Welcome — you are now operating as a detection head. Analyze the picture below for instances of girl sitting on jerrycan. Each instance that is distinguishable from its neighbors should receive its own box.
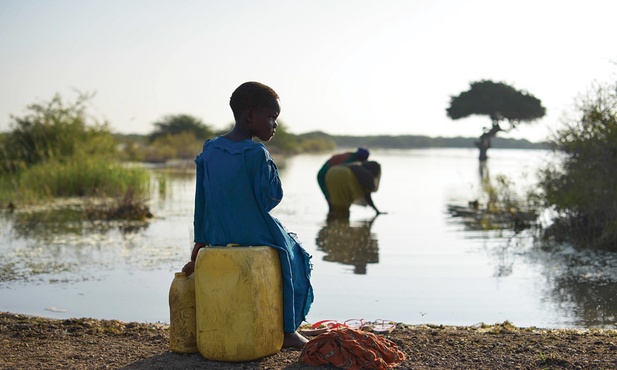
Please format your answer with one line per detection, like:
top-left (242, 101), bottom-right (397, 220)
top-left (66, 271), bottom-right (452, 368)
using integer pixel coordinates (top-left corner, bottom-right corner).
top-left (182, 81), bottom-right (314, 350)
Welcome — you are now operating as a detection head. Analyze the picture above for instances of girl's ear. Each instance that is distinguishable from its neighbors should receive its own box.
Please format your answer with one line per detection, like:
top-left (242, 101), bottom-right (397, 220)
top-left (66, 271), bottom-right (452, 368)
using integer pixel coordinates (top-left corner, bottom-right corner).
top-left (244, 108), bottom-right (254, 123)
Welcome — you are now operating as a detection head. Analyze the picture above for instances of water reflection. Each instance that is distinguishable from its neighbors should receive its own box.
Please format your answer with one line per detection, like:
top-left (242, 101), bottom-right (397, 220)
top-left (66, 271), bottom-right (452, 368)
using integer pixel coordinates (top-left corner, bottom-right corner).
top-left (0, 206), bottom-right (155, 286)
top-left (533, 245), bottom-right (617, 328)
top-left (446, 159), bottom-right (617, 329)
top-left (2, 149), bottom-right (617, 329)
top-left (315, 216), bottom-right (379, 274)
top-left (8, 205), bottom-right (150, 241)
top-left (447, 161), bottom-right (536, 232)
top-left (551, 280), bottom-right (617, 327)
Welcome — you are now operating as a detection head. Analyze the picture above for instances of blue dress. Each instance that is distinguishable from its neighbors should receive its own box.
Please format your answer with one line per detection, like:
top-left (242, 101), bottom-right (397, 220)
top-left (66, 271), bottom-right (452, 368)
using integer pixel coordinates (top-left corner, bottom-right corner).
top-left (193, 136), bottom-right (314, 333)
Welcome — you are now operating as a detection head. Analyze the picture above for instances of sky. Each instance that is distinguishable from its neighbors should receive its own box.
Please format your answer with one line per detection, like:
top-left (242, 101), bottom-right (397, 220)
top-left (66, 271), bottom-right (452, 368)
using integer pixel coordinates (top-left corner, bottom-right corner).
top-left (1, 0), bottom-right (615, 143)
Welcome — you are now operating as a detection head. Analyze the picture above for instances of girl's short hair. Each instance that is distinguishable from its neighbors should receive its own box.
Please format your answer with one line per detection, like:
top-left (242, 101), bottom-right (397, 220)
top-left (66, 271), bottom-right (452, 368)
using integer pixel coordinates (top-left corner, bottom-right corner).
top-left (229, 81), bottom-right (279, 119)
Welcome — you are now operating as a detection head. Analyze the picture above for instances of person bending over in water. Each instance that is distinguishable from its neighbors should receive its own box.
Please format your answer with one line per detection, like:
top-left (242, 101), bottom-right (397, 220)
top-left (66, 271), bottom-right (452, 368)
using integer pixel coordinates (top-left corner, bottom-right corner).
top-left (325, 160), bottom-right (383, 220)
top-left (182, 81), bottom-right (313, 348)
top-left (317, 148), bottom-right (370, 212)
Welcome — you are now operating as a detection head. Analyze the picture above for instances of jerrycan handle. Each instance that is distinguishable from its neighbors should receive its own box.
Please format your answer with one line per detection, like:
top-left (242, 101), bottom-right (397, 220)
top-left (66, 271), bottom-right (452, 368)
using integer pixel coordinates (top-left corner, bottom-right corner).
top-left (225, 243), bottom-right (241, 248)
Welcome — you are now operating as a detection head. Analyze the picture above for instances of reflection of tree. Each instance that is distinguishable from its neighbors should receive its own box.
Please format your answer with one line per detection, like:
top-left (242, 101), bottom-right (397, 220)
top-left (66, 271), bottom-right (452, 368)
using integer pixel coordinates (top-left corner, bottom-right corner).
top-left (315, 217), bottom-right (379, 274)
top-left (448, 161), bottom-right (536, 232)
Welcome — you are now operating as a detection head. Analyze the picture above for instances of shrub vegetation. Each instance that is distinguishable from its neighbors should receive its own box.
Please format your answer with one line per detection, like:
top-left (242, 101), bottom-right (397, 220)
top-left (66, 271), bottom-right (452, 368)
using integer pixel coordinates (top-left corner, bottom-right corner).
top-left (537, 79), bottom-right (617, 251)
top-left (0, 93), bottom-right (150, 212)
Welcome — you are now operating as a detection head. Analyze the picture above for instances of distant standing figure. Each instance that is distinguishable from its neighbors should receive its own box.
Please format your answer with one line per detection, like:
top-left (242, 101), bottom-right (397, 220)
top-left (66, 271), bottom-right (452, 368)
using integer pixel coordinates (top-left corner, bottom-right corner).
top-left (317, 148), bottom-right (370, 210)
top-left (325, 160), bottom-right (383, 220)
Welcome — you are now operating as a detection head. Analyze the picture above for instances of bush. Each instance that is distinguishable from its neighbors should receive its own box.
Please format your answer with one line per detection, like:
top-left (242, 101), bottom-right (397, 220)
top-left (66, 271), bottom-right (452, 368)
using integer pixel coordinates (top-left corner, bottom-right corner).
top-left (149, 114), bottom-right (213, 143)
top-left (143, 132), bottom-right (204, 162)
top-left (0, 93), bottom-right (150, 207)
top-left (0, 93), bottom-right (116, 174)
top-left (537, 80), bottom-right (617, 250)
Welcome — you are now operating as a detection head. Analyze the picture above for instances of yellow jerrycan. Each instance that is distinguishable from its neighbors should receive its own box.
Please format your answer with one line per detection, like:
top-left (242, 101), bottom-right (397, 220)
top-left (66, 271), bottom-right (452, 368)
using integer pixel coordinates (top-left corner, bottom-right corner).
top-left (194, 244), bottom-right (284, 362)
top-left (168, 271), bottom-right (198, 353)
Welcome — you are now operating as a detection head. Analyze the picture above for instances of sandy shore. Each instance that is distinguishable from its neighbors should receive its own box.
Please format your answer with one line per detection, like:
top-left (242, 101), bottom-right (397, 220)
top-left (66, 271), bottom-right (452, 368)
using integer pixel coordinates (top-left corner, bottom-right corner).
top-left (1, 312), bottom-right (616, 369)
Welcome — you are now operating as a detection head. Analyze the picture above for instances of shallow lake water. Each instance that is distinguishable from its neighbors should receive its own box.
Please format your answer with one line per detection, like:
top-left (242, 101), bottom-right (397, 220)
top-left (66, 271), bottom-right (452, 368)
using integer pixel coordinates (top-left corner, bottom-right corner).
top-left (1, 148), bottom-right (616, 329)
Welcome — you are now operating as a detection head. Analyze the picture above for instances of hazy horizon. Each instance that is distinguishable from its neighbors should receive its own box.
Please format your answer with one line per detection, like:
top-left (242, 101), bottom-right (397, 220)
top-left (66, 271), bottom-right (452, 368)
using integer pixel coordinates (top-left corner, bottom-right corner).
top-left (1, 0), bottom-right (615, 143)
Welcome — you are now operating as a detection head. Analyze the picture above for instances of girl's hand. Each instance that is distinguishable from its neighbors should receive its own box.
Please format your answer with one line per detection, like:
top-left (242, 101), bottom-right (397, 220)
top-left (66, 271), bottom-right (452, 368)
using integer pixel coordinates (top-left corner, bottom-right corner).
top-left (182, 260), bottom-right (195, 276)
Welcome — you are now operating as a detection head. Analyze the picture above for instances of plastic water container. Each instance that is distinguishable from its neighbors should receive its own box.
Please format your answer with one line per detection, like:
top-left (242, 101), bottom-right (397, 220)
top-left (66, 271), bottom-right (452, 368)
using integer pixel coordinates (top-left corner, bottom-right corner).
top-left (194, 245), bottom-right (284, 362)
top-left (168, 271), bottom-right (198, 353)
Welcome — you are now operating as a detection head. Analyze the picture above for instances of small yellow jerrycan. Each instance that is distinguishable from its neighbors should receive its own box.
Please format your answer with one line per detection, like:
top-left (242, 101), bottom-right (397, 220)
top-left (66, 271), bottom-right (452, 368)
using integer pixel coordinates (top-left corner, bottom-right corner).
top-left (168, 271), bottom-right (198, 353)
top-left (194, 245), bottom-right (284, 362)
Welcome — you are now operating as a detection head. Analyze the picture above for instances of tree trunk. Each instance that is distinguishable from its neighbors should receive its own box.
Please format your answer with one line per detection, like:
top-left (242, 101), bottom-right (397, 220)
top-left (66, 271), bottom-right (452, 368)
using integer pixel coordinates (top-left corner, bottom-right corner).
top-left (476, 135), bottom-right (490, 161)
top-left (475, 122), bottom-right (502, 161)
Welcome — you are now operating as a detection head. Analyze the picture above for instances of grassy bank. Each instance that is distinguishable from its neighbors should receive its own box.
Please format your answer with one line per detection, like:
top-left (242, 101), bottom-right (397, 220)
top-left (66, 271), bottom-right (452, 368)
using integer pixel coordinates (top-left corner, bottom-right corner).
top-left (0, 157), bottom-right (149, 205)
top-left (0, 93), bottom-right (151, 219)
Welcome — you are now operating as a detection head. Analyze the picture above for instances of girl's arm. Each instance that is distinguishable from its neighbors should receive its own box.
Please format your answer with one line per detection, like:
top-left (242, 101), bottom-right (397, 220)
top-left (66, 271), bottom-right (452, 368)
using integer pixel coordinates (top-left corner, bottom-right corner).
top-left (186, 151), bottom-right (208, 276)
top-left (252, 145), bottom-right (282, 212)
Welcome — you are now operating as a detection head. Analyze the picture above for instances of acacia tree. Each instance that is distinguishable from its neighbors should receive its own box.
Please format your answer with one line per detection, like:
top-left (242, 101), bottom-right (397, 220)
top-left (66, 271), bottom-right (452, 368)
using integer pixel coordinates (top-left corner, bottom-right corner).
top-left (446, 80), bottom-right (546, 160)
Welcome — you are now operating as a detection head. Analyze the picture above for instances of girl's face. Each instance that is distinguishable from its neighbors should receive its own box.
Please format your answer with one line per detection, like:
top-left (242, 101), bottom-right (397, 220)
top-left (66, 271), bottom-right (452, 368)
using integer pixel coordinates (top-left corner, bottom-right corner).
top-left (248, 101), bottom-right (280, 142)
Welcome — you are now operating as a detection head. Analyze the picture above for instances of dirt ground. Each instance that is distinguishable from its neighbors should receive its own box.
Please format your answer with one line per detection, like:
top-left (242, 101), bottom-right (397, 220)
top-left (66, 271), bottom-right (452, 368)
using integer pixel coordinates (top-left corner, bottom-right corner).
top-left (1, 312), bottom-right (616, 370)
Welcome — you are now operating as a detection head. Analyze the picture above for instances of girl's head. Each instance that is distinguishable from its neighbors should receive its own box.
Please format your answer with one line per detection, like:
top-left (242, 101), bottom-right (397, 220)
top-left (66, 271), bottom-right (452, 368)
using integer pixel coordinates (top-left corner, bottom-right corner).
top-left (229, 81), bottom-right (280, 142)
top-left (230, 81), bottom-right (280, 120)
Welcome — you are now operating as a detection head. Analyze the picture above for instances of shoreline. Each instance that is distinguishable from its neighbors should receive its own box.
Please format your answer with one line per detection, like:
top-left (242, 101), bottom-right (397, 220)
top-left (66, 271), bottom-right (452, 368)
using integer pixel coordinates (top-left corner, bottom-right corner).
top-left (2, 311), bottom-right (616, 369)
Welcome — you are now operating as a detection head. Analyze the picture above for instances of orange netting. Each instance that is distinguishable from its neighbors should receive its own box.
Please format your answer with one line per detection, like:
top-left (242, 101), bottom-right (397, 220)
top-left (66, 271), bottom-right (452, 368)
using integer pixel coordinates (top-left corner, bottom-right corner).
top-left (300, 328), bottom-right (406, 369)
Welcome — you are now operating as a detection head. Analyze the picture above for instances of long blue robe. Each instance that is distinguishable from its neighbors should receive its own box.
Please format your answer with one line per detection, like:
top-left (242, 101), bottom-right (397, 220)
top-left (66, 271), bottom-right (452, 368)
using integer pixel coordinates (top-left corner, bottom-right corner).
top-left (193, 136), bottom-right (313, 333)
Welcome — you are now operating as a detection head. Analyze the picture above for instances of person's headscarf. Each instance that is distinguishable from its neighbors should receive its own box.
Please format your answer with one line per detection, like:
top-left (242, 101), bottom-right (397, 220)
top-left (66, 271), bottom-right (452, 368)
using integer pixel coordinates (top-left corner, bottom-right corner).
top-left (355, 148), bottom-right (370, 161)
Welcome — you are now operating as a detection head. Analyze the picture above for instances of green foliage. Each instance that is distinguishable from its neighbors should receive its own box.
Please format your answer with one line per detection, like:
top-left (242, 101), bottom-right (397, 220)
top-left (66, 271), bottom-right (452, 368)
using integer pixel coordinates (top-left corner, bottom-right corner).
top-left (446, 80), bottom-right (546, 124)
top-left (149, 114), bottom-right (213, 143)
top-left (112, 128), bottom-right (544, 163)
top-left (0, 93), bottom-right (116, 174)
top-left (143, 132), bottom-right (204, 162)
top-left (114, 133), bottom-right (147, 161)
top-left (446, 80), bottom-right (546, 160)
top-left (0, 93), bottom-right (149, 206)
top-left (537, 80), bottom-right (617, 250)
top-left (141, 114), bottom-right (216, 162)
top-left (1, 157), bottom-right (150, 203)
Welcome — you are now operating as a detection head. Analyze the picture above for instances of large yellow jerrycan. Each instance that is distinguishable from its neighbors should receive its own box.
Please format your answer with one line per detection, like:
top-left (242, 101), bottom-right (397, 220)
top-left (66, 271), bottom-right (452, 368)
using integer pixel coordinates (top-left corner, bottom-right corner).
top-left (194, 244), bottom-right (284, 362)
top-left (168, 271), bottom-right (198, 353)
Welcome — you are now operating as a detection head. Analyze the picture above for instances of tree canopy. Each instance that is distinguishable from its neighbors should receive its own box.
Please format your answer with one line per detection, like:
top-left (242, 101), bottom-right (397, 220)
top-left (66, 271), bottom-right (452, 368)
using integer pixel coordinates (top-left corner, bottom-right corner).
top-left (149, 114), bottom-right (213, 143)
top-left (446, 80), bottom-right (546, 125)
top-left (446, 80), bottom-right (546, 124)
top-left (446, 80), bottom-right (546, 160)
